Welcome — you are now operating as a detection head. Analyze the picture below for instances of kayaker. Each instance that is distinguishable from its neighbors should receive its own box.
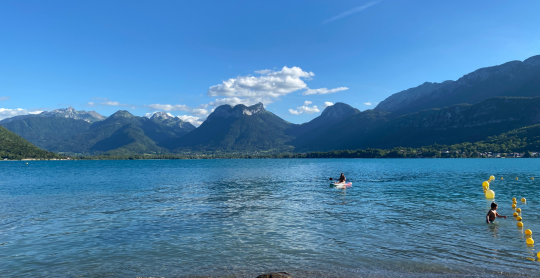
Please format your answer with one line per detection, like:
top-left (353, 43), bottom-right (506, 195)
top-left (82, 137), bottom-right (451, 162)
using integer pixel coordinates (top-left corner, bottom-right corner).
top-left (338, 173), bottom-right (346, 184)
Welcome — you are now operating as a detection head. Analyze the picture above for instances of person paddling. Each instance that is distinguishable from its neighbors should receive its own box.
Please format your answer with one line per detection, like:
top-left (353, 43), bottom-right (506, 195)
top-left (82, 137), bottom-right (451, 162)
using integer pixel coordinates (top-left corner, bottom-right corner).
top-left (337, 173), bottom-right (346, 184)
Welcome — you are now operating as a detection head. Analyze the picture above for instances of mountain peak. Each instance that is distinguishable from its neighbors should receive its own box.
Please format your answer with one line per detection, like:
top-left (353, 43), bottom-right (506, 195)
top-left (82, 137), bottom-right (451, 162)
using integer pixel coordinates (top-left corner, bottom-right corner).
top-left (524, 55), bottom-right (540, 67)
top-left (236, 102), bottom-right (265, 115)
top-left (110, 110), bottom-right (134, 118)
top-left (374, 54), bottom-right (540, 115)
top-left (0, 106), bottom-right (106, 123)
top-left (207, 102), bottom-right (266, 121)
top-left (149, 111), bottom-right (174, 119)
top-left (321, 102), bottom-right (360, 119)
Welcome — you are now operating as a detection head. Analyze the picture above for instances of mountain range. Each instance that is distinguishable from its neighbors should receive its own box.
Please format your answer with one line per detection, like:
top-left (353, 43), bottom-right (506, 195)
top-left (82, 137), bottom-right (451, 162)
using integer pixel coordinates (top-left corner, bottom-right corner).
top-left (375, 55), bottom-right (540, 116)
top-left (1, 54), bottom-right (540, 156)
top-left (1, 108), bottom-right (195, 155)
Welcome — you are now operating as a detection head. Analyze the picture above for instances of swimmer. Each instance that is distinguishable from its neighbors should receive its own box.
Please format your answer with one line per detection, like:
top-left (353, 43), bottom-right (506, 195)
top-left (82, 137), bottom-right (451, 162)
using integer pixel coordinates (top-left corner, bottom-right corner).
top-left (486, 202), bottom-right (507, 224)
top-left (337, 173), bottom-right (346, 184)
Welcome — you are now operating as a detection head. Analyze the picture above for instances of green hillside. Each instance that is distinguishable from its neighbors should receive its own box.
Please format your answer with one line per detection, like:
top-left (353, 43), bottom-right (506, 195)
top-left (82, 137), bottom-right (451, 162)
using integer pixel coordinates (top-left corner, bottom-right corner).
top-left (0, 126), bottom-right (61, 160)
top-left (56, 110), bottom-right (177, 155)
top-left (0, 117), bottom-right (92, 150)
top-left (302, 123), bottom-right (540, 158)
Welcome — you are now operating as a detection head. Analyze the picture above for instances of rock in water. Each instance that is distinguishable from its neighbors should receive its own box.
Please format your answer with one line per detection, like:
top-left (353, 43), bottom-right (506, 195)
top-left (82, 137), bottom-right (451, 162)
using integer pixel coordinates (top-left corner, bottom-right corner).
top-left (256, 272), bottom-right (293, 278)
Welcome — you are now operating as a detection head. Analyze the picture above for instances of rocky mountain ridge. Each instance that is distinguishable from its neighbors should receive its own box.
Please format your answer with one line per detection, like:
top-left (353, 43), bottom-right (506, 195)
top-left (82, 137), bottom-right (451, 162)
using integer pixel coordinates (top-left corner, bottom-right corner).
top-left (0, 107), bottom-right (105, 124)
top-left (375, 54), bottom-right (540, 115)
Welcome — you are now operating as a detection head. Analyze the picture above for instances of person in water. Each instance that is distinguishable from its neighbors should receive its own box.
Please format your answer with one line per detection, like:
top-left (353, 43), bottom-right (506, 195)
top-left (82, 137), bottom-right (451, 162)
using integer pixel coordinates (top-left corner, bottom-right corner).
top-left (486, 202), bottom-right (507, 224)
top-left (337, 173), bottom-right (346, 184)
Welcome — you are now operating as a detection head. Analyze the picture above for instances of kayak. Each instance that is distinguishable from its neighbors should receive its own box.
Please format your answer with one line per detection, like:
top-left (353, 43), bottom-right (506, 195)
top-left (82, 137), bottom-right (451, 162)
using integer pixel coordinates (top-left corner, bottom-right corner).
top-left (333, 182), bottom-right (352, 189)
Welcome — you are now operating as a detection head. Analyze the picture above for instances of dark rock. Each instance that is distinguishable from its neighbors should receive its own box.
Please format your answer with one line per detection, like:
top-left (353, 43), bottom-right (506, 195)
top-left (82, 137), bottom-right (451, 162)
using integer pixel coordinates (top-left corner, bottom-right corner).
top-left (255, 272), bottom-right (292, 278)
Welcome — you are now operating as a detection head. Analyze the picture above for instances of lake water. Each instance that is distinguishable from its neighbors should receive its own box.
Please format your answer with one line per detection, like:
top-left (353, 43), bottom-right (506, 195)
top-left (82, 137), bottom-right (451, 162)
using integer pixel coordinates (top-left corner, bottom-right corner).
top-left (1, 159), bottom-right (540, 277)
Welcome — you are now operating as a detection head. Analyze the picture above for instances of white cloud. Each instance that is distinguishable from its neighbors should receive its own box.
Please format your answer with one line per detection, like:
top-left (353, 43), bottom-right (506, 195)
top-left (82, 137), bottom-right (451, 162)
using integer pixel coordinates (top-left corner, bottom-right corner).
top-left (288, 109), bottom-right (301, 115)
top-left (0, 96), bottom-right (10, 101)
top-left (101, 101), bottom-right (127, 106)
top-left (87, 100), bottom-right (129, 107)
top-left (142, 66), bottom-right (346, 123)
top-left (0, 108), bottom-right (43, 120)
top-left (208, 97), bottom-right (272, 108)
top-left (302, 87), bottom-right (348, 95)
top-left (177, 115), bottom-right (203, 126)
top-left (190, 108), bottom-right (210, 117)
top-left (323, 1), bottom-right (382, 24)
top-left (146, 104), bottom-right (189, 111)
top-left (144, 111), bottom-right (203, 126)
top-left (363, 102), bottom-right (372, 106)
top-left (145, 103), bottom-right (210, 118)
top-left (323, 102), bottom-right (334, 108)
top-left (144, 112), bottom-right (175, 118)
top-left (288, 105), bottom-right (320, 115)
top-left (255, 69), bottom-right (272, 74)
top-left (208, 66), bottom-right (315, 104)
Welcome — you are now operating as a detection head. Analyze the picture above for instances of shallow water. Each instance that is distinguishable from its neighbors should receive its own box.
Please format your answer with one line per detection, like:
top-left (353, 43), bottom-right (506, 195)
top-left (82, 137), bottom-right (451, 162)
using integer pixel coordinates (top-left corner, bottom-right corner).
top-left (1, 159), bottom-right (540, 277)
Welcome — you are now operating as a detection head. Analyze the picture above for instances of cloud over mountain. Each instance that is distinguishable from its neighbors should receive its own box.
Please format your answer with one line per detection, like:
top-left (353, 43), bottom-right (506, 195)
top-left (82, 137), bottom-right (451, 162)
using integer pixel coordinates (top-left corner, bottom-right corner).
top-left (289, 101), bottom-right (321, 115)
top-left (302, 87), bottom-right (348, 95)
top-left (208, 66), bottom-right (314, 104)
top-left (0, 108), bottom-right (43, 120)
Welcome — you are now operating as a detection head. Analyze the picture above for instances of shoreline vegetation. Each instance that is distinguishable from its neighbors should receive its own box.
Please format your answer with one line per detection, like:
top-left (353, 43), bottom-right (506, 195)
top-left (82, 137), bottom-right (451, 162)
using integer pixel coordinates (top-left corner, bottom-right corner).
top-left (4, 147), bottom-right (538, 161)
top-left (4, 124), bottom-right (540, 160)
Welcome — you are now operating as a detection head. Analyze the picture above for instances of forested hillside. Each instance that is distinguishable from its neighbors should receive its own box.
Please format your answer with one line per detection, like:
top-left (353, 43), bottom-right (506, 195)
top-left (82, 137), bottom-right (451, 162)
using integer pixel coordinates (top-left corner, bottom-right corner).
top-left (297, 97), bottom-right (540, 151)
top-left (0, 126), bottom-right (62, 160)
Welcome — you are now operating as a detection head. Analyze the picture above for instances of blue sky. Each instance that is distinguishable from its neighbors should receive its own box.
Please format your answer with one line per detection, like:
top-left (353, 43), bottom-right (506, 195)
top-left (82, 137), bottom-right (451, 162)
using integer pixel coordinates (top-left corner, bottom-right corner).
top-left (1, 0), bottom-right (539, 125)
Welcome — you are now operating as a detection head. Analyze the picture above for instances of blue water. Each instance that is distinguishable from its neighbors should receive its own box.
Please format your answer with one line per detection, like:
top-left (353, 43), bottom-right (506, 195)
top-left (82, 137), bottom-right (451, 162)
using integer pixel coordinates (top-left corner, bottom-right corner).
top-left (1, 159), bottom-right (540, 277)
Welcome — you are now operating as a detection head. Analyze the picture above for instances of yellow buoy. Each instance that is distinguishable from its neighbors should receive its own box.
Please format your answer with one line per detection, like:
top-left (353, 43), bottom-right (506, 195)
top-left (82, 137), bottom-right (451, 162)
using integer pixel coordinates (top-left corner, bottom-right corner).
top-left (501, 177), bottom-right (504, 180)
top-left (512, 197), bottom-right (517, 202)
top-left (517, 216), bottom-right (522, 221)
top-left (538, 251), bottom-right (540, 259)
top-left (512, 204), bottom-right (516, 208)
top-left (482, 181), bottom-right (489, 187)
top-left (518, 222), bottom-right (524, 228)
top-left (527, 238), bottom-right (534, 245)
top-left (517, 208), bottom-right (522, 213)
top-left (521, 198), bottom-right (526, 202)
top-left (485, 190), bottom-right (495, 199)
top-left (513, 212), bottom-right (519, 217)
top-left (26, 162), bottom-right (28, 165)
top-left (490, 175), bottom-right (495, 180)
top-left (532, 177), bottom-right (534, 180)
top-left (516, 177), bottom-right (519, 180)
top-left (526, 229), bottom-right (532, 236)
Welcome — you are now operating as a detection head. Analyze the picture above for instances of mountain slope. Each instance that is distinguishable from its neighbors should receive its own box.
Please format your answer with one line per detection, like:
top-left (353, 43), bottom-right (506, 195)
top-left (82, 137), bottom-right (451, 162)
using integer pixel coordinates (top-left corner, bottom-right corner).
top-left (57, 110), bottom-right (188, 155)
top-left (289, 102), bottom-right (360, 147)
top-left (300, 97), bottom-right (540, 151)
top-left (0, 117), bottom-right (92, 150)
top-left (375, 55), bottom-right (540, 115)
top-left (289, 102), bottom-right (360, 136)
top-left (0, 107), bottom-right (105, 124)
top-left (169, 103), bottom-right (295, 152)
top-left (0, 126), bottom-right (61, 159)
top-left (147, 112), bottom-right (196, 135)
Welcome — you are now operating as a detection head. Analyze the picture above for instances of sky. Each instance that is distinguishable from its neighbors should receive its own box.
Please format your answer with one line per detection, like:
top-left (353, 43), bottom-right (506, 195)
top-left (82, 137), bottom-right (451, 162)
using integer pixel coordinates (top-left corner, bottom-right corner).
top-left (1, 0), bottom-right (539, 125)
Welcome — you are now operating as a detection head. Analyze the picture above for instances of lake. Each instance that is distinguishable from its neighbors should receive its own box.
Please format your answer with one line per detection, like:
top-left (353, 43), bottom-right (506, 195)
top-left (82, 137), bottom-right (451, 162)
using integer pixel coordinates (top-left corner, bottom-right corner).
top-left (1, 159), bottom-right (539, 277)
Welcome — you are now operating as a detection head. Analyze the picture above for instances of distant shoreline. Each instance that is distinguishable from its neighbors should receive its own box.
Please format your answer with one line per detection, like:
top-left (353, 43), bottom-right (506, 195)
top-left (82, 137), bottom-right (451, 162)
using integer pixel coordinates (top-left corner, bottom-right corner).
top-left (2, 156), bottom-right (535, 161)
